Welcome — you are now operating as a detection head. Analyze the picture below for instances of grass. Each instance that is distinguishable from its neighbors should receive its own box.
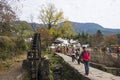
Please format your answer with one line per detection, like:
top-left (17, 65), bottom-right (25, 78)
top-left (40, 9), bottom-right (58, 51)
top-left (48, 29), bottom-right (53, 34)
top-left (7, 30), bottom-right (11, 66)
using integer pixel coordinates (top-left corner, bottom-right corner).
top-left (0, 53), bottom-right (27, 72)
top-left (23, 73), bottom-right (30, 80)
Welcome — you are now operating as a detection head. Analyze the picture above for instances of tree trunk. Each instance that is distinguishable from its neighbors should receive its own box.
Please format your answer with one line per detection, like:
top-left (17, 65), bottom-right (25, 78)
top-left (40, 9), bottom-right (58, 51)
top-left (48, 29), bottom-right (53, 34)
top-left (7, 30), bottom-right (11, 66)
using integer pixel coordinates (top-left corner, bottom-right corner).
top-left (48, 24), bottom-right (51, 29)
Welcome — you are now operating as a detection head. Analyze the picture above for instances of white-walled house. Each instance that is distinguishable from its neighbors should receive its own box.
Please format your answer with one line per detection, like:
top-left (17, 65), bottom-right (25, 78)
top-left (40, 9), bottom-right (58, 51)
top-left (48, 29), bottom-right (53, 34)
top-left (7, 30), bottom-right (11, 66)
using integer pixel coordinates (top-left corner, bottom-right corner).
top-left (25, 38), bottom-right (32, 42)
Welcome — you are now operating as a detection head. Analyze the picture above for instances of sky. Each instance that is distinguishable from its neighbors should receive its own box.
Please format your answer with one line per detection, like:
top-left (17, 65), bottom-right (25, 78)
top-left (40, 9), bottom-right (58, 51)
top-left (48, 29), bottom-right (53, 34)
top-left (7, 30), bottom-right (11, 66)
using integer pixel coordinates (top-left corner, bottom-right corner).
top-left (16, 0), bottom-right (120, 29)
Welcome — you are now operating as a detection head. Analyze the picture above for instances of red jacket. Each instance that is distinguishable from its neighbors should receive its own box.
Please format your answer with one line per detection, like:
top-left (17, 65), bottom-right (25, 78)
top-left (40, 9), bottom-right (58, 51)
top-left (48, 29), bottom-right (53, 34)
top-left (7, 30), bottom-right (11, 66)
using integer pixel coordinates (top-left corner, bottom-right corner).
top-left (82, 50), bottom-right (91, 62)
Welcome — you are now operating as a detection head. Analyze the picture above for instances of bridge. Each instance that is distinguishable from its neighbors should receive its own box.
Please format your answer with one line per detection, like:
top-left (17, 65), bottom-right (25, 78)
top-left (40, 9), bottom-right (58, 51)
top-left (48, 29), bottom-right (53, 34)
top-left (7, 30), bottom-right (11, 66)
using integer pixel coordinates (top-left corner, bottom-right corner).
top-left (56, 53), bottom-right (120, 80)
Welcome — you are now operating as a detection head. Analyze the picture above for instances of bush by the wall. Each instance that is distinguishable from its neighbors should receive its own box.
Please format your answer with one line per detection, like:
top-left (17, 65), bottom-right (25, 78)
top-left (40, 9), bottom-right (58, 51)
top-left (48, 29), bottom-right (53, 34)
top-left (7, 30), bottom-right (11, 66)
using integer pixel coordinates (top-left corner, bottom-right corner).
top-left (16, 38), bottom-right (28, 52)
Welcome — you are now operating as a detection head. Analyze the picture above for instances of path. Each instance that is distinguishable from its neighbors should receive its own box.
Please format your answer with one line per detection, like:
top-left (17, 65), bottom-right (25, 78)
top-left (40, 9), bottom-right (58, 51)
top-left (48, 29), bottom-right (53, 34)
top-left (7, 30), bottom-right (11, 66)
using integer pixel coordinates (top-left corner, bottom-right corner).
top-left (0, 63), bottom-right (25, 80)
top-left (0, 54), bottom-right (27, 80)
top-left (56, 53), bottom-right (120, 80)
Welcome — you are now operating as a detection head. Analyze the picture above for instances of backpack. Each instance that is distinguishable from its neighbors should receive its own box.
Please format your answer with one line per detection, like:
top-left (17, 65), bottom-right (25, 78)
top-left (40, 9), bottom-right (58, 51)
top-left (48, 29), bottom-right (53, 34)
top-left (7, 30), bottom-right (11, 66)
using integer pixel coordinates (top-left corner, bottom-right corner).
top-left (82, 50), bottom-right (90, 61)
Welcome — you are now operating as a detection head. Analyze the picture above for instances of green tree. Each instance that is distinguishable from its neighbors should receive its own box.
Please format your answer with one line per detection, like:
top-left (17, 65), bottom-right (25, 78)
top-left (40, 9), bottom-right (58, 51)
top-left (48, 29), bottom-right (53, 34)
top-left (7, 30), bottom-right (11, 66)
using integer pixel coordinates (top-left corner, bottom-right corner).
top-left (78, 32), bottom-right (89, 44)
top-left (49, 27), bottom-right (58, 39)
top-left (39, 3), bottom-right (64, 29)
top-left (58, 21), bottom-right (73, 38)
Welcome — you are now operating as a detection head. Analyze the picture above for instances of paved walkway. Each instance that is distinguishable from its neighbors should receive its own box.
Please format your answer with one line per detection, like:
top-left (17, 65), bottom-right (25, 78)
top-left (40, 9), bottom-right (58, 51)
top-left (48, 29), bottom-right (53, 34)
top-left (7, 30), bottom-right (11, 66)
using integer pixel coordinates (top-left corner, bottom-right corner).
top-left (56, 53), bottom-right (120, 80)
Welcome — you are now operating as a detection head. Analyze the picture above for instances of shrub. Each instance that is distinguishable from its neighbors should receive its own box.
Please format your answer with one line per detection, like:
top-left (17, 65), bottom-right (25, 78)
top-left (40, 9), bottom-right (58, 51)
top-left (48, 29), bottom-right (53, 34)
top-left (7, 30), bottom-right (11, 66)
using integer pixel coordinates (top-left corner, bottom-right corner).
top-left (0, 36), bottom-right (28, 60)
top-left (0, 51), bottom-right (8, 60)
top-left (16, 38), bottom-right (28, 51)
top-left (0, 36), bottom-right (15, 50)
top-left (0, 36), bottom-right (16, 60)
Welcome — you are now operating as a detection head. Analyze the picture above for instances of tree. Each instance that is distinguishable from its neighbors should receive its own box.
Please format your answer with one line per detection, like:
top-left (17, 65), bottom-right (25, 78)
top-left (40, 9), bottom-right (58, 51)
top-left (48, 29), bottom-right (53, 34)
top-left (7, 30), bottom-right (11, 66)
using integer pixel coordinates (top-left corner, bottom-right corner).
top-left (104, 34), bottom-right (118, 46)
top-left (78, 32), bottom-right (89, 44)
top-left (37, 27), bottom-right (53, 49)
top-left (116, 34), bottom-right (120, 45)
top-left (96, 30), bottom-right (103, 42)
top-left (39, 3), bottom-right (64, 29)
top-left (94, 30), bottom-right (103, 46)
top-left (15, 21), bottom-right (32, 38)
top-left (0, 0), bottom-right (17, 35)
top-left (58, 21), bottom-right (73, 38)
top-left (49, 27), bottom-right (58, 40)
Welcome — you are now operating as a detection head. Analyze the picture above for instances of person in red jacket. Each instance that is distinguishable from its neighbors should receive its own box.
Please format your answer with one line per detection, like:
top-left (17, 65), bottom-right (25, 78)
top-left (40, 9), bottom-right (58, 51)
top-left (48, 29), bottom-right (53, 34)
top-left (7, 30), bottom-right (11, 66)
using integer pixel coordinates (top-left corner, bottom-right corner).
top-left (80, 47), bottom-right (91, 76)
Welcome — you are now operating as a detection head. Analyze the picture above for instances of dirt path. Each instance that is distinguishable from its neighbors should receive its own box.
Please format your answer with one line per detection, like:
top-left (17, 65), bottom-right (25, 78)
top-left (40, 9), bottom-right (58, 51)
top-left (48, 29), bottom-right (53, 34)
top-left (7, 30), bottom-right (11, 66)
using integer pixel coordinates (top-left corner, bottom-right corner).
top-left (0, 63), bottom-right (24, 80)
top-left (0, 54), bottom-right (27, 80)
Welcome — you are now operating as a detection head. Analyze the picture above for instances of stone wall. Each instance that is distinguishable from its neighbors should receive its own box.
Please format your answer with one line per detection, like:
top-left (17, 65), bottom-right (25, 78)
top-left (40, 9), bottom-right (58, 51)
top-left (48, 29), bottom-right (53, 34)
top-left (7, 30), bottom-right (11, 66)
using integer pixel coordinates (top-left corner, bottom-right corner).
top-left (53, 55), bottom-right (90, 80)
top-left (61, 61), bottom-right (90, 80)
top-left (90, 62), bottom-right (120, 76)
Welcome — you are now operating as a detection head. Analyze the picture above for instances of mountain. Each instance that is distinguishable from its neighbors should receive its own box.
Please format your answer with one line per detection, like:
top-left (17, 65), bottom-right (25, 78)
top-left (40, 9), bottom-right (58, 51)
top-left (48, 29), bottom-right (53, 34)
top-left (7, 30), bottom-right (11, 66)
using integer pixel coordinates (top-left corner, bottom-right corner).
top-left (28, 21), bottom-right (120, 35)
top-left (70, 21), bottom-right (120, 35)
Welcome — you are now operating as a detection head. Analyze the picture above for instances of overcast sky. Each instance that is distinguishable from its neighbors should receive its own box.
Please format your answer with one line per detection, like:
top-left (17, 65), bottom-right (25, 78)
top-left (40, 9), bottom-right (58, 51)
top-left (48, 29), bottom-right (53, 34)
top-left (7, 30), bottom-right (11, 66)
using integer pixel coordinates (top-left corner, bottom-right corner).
top-left (17, 0), bottom-right (120, 29)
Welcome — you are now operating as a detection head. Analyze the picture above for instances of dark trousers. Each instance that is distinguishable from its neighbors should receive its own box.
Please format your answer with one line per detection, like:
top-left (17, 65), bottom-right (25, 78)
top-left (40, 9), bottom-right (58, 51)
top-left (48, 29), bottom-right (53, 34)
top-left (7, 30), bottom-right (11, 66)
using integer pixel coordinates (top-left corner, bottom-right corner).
top-left (84, 61), bottom-right (90, 75)
top-left (77, 59), bottom-right (80, 64)
top-left (71, 55), bottom-right (75, 62)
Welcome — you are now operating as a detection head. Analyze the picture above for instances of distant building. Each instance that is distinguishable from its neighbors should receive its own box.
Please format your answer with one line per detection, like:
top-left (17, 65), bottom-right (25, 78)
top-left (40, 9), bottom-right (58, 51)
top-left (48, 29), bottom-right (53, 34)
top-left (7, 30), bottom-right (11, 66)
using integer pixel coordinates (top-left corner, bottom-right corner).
top-left (25, 38), bottom-right (32, 42)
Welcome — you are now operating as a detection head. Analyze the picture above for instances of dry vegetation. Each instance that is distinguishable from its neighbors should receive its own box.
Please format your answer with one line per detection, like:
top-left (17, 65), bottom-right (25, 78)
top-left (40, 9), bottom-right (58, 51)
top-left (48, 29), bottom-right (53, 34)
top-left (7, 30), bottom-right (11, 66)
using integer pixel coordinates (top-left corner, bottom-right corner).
top-left (91, 50), bottom-right (120, 68)
top-left (0, 53), bottom-right (26, 72)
